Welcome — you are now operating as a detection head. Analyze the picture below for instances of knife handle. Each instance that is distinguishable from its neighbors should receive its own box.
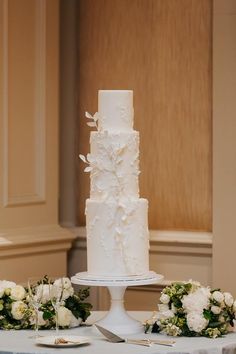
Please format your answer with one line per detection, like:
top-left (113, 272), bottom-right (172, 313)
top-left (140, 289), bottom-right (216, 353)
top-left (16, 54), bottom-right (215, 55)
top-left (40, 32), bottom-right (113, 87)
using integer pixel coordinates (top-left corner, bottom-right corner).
top-left (126, 339), bottom-right (151, 347)
top-left (151, 339), bottom-right (175, 346)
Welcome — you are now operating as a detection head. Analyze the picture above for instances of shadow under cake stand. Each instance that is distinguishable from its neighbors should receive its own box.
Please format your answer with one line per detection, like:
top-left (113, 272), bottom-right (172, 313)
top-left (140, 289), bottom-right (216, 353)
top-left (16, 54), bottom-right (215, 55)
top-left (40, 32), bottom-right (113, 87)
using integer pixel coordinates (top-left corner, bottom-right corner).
top-left (71, 271), bottom-right (163, 335)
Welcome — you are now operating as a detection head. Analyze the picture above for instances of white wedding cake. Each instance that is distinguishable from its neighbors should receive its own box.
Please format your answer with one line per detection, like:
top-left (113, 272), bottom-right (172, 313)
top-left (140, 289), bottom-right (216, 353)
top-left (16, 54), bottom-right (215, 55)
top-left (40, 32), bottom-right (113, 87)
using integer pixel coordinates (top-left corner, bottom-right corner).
top-left (83, 90), bottom-right (150, 277)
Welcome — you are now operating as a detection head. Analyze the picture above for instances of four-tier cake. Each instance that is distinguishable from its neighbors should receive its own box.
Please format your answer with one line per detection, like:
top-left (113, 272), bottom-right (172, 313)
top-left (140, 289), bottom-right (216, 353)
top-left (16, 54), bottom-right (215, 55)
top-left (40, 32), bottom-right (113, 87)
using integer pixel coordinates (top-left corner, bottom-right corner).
top-left (83, 90), bottom-right (150, 277)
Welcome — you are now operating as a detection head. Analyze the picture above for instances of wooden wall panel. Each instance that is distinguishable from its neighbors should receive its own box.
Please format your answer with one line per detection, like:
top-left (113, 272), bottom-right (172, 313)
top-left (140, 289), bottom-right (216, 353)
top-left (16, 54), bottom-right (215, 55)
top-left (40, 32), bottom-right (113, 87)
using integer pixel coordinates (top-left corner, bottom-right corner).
top-left (0, 0), bottom-right (59, 227)
top-left (76, 0), bottom-right (212, 231)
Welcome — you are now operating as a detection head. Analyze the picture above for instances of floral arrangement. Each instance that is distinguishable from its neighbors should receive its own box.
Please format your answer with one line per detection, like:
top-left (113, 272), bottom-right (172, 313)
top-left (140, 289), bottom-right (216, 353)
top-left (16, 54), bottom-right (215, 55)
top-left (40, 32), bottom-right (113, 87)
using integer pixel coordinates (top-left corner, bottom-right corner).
top-left (0, 277), bottom-right (92, 330)
top-left (145, 280), bottom-right (236, 338)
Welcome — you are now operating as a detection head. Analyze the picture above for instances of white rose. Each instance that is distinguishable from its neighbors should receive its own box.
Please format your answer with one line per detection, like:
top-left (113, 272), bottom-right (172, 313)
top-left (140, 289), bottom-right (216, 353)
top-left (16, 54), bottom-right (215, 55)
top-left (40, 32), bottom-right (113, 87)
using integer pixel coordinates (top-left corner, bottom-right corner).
top-left (158, 303), bottom-right (169, 313)
top-left (159, 310), bottom-right (175, 320)
top-left (211, 305), bottom-right (221, 315)
top-left (57, 306), bottom-right (72, 327)
top-left (70, 314), bottom-right (82, 328)
top-left (61, 287), bottom-right (74, 300)
top-left (63, 277), bottom-right (73, 290)
top-left (219, 315), bottom-right (225, 323)
top-left (165, 323), bottom-right (182, 336)
top-left (0, 281), bottom-right (16, 297)
top-left (29, 310), bottom-right (46, 327)
top-left (11, 301), bottom-right (27, 320)
top-left (36, 284), bottom-right (51, 304)
top-left (160, 293), bottom-right (170, 304)
top-left (233, 300), bottom-right (236, 312)
top-left (187, 312), bottom-right (209, 333)
top-left (0, 288), bottom-right (4, 298)
top-left (212, 291), bottom-right (224, 303)
top-left (224, 292), bottom-right (234, 307)
top-left (188, 280), bottom-right (201, 292)
top-left (188, 280), bottom-right (201, 287)
top-left (11, 285), bottom-right (26, 301)
top-left (54, 277), bottom-right (71, 289)
top-left (53, 278), bottom-right (74, 300)
top-left (0, 280), bottom-right (16, 289)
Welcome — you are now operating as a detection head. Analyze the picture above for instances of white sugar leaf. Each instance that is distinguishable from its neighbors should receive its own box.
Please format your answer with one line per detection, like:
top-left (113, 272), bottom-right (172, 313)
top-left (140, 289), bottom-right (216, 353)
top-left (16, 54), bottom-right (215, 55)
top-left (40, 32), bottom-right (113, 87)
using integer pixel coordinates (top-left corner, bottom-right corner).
top-left (85, 111), bottom-right (93, 119)
top-left (79, 154), bottom-right (87, 163)
top-left (84, 166), bottom-right (93, 173)
top-left (116, 157), bottom-right (123, 164)
top-left (87, 122), bottom-right (97, 127)
top-left (115, 227), bottom-right (122, 235)
top-left (93, 112), bottom-right (99, 122)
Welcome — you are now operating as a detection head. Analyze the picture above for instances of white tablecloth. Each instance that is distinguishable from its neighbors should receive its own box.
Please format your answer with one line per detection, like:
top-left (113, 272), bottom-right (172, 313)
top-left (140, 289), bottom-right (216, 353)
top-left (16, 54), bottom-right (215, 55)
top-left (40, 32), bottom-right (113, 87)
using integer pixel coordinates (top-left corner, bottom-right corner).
top-left (0, 312), bottom-right (236, 354)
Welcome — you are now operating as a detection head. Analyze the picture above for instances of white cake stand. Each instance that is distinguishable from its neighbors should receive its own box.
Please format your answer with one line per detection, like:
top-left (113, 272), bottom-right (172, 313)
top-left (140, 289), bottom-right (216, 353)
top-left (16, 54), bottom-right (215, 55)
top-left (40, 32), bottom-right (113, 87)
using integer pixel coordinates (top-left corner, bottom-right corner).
top-left (71, 271), bottom-right (163, 335)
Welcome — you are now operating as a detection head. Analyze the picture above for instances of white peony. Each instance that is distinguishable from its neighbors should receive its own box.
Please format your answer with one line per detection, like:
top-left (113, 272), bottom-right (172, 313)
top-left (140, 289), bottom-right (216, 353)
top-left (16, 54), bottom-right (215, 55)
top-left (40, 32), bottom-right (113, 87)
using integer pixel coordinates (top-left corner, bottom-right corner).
top-left (224, 292), bottom-right (234, 307)
top-left (11, 301), bottom-right (27, 320)
top-left (187, 312), bottom-right (209, 332)
top-left (160, 293), bottom-right (170, 304)
top-left (11, 285), bottom-right (26, 301)
top-left (57, 306), bottom-right (72, 327)
top-left (182, 287), bottom-right (210, 314)
top-left (211, 305), bottom-right (221, 315)
top-left (212, 291), bottom-right (224, 303)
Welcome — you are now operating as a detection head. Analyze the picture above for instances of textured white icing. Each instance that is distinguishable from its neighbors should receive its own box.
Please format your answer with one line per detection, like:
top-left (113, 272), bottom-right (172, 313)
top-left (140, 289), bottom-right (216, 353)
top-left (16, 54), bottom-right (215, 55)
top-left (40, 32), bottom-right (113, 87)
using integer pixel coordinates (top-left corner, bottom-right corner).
top-left (84, 89), bottom-right (150, 277)
top-left (98, 90), bottom-right (134, 132)
top-left (86, 199), bottom-right (149, 276)
top-left (89, 131), bottom-right (140, 201)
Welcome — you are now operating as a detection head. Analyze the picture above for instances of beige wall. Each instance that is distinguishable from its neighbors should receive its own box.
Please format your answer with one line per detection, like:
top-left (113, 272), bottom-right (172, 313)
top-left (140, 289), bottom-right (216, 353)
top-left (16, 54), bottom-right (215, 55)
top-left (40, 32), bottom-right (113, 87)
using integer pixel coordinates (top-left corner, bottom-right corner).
top-left (76, 0), bottom-right (212, 232)
top-left (0, 0), bottom-right (74, 283)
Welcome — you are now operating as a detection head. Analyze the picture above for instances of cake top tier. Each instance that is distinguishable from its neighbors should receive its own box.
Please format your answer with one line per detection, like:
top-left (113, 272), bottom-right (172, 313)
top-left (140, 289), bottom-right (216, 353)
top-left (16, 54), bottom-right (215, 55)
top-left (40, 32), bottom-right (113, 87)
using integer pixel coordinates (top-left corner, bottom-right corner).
top-left (98, 90), bottom-right (134, 132)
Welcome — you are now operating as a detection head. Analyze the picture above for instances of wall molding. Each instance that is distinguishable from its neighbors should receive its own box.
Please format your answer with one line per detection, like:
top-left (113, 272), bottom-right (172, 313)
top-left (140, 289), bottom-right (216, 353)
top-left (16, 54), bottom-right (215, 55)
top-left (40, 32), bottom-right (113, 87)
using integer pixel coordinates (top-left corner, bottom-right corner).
top-left (0, 224), bottom-right (75, 259)
top-left (2, 0), bottom-right (47, 207)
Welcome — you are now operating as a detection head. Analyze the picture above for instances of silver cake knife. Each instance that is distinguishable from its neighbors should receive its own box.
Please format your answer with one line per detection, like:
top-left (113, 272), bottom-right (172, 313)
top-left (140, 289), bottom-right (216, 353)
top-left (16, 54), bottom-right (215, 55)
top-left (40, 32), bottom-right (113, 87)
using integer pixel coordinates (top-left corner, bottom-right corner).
top-left (95, 324), bottom-right (175, 347)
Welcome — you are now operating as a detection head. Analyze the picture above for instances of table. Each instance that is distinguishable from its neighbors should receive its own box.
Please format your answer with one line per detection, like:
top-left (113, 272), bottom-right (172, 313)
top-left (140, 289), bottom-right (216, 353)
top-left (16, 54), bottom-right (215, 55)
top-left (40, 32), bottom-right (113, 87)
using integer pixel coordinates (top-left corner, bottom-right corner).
top-left (0, 312), bottom-right (236, 354)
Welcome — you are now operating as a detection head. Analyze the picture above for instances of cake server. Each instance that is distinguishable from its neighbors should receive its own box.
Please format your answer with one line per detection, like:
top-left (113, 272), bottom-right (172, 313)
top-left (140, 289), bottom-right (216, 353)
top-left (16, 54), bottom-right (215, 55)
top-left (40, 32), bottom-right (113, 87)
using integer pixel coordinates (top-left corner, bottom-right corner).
top-left (95, 324), bottom-right (175, 347)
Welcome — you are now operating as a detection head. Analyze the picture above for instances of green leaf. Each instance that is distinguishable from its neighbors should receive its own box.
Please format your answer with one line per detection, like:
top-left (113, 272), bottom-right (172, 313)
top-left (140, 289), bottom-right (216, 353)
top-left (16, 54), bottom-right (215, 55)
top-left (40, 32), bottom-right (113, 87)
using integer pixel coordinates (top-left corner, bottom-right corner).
top-left (43, 310), bottom-right (53, 320)
top-left (203, 309), bottom-right (212, 320)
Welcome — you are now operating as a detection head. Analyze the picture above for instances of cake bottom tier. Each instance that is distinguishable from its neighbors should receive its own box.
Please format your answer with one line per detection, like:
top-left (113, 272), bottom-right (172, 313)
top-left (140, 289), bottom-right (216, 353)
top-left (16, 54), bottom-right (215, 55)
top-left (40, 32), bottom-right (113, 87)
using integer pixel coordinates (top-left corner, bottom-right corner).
top-left (85, 198), bottom-right (150, 277)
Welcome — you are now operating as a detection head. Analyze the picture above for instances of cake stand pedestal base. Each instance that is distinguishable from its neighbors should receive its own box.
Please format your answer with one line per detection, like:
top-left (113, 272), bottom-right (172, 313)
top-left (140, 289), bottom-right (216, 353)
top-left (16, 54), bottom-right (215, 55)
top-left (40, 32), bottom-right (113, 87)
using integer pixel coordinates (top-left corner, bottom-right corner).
top-left (71, 271), bottom-right (163, 335)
